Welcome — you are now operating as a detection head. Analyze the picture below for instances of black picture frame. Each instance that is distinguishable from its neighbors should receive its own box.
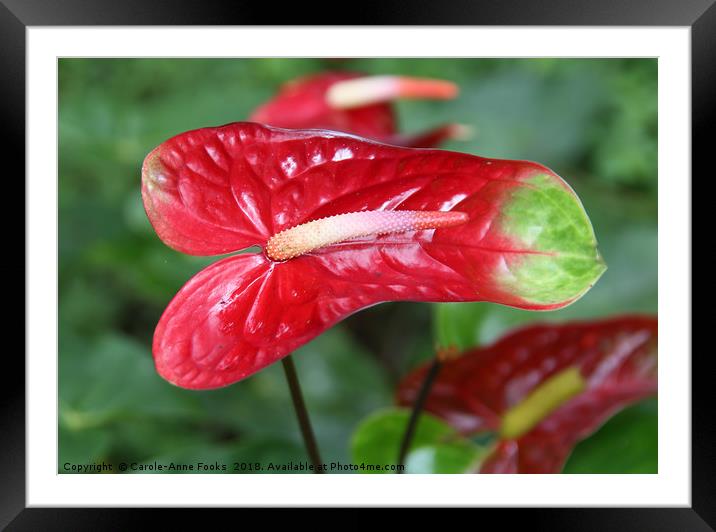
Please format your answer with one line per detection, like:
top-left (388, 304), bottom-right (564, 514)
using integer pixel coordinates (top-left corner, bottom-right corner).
top-left (5, 0), bottom-right (707, 527)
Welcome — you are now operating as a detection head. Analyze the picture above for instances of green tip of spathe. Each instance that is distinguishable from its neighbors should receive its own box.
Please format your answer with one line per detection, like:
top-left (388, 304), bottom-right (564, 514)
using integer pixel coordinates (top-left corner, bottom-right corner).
top-left (497, 173), bottom-right (607, 308)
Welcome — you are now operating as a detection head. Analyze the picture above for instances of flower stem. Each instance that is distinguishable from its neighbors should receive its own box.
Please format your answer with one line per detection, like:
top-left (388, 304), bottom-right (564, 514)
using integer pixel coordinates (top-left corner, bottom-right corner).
top-left (396, 357), bottom-right (443, 473)
top-left (281, 355), bottom-right (324, 473)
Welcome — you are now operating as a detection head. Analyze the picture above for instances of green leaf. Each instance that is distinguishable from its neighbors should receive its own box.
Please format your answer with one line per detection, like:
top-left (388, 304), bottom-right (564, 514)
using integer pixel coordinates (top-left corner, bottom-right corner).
top-left (433, 302), bottom-right (490, 350)
top-left (58, 426), bottom-right (112, 472)
top-left (563, 399), bottom-right (657, 473)
top-left (350, 408), bottom-right (485, 474)
top-left (59, 333), bottom-right (204, 430)
top-left (405, 440), bottom-right (487, 474)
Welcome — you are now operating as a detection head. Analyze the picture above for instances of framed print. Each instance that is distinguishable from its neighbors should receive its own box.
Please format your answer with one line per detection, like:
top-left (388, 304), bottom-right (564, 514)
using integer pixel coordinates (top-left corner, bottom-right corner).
top-left (6, 0), bottom-right (708, 527)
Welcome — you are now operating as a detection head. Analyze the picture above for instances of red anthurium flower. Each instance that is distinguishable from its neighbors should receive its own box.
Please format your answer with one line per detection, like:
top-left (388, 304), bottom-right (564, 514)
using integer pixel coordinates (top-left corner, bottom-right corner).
top-left (142, 122), bottom-right (605, 390)
top-left (250, 71), bottom-right (467, 148)
top-left (396, 316), bottom-right (657, 473)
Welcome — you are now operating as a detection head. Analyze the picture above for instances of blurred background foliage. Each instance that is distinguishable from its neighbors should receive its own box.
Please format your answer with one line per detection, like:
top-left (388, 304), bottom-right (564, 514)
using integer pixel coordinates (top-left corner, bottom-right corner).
top-left (59, 58), bottom-right (657, 473)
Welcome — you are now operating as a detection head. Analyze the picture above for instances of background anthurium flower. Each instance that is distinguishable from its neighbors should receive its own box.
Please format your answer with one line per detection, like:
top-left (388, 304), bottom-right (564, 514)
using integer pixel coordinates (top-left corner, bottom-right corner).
top-left (142, 122), bottom-right (605, 390)
top-left (249, 71), bottom-right (466, 148)
top-left (396, 316), bottom-right (657, 473)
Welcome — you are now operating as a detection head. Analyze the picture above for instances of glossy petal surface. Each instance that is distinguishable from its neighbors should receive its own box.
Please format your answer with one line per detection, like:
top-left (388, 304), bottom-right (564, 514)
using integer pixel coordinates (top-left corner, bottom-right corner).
top-left (397, 316), bottom-right (657, 473)
top-left (143, 122), bottom-right (605, 389)
top-left (249, 72), bottom-right (456, 148)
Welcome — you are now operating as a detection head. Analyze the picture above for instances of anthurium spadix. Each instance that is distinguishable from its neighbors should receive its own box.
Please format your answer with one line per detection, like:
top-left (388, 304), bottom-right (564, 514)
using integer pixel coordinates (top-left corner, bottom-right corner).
top-left (250, 71), bottom-right (467, 148)
top-left (142, 122), bottom-right (606, 389)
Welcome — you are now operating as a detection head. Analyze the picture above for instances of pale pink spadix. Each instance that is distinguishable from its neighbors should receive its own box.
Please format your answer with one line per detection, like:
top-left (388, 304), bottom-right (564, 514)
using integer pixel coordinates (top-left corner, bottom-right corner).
top-left (265, 210), bottom-right (469, 261)
top-left (326, 76), bottom-right (459, 109)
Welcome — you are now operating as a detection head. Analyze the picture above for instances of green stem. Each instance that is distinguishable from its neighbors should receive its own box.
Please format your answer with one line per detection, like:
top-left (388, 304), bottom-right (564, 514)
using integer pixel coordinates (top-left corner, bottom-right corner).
top-left (281, 355), bottom-right (324, 473)
top-left (396, 357), bottom-right (443, 473)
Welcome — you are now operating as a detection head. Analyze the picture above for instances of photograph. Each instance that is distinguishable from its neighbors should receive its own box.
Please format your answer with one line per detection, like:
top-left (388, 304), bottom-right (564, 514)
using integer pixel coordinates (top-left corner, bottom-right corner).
top-left (58, 57), bottom-right (658, 476)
